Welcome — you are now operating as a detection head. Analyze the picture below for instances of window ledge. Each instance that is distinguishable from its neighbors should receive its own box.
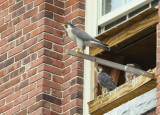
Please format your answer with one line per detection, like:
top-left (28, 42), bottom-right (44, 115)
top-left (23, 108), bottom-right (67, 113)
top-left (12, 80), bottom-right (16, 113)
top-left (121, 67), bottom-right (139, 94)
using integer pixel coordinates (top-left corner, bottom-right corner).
top-left (88, 69), bottom-right (157, 115)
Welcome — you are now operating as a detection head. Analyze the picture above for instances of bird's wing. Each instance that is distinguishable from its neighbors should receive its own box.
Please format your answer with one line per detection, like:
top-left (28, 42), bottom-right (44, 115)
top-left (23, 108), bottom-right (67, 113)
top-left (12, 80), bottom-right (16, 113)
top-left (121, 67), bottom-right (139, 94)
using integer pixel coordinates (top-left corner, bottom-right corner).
top-left (98, 72), bottom-right (116, 91)
top-left (71, 27), bottom-right (101, 43)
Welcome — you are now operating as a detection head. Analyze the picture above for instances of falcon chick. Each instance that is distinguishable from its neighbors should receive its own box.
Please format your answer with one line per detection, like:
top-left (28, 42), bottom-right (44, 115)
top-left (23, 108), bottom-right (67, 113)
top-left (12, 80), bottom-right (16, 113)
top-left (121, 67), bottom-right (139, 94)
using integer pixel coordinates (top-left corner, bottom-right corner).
top-left (95, 67), bottom-right (116, 94)
top-left (125, 63), bottom-right (142, 82)
top-left (62, 22), bottom-right (110, 53)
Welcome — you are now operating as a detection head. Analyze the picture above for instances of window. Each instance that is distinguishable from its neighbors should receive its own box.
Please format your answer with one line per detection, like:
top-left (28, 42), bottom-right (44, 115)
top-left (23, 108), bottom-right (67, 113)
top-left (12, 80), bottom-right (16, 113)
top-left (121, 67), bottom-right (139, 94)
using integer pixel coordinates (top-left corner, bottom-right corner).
top-left (84, 0), bottom-right (158, 115)
top-left (98, 0), bottom-right (158, 33)
top-left (102, 0), bottom-right (133, 15)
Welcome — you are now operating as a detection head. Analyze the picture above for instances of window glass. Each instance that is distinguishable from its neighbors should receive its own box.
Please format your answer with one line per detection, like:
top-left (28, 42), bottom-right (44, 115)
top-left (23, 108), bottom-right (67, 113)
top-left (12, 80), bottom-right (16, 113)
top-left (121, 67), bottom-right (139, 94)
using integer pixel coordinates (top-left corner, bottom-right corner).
top-left (102, 0), bottom-right (133, 15)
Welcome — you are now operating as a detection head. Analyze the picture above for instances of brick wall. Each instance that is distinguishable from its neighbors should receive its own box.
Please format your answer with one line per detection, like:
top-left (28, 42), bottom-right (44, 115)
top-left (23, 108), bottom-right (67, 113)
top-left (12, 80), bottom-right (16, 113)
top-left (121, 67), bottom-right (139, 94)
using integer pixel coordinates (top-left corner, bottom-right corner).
top-left (157, 1), bottom-right (160, 115)
top-left (0, 0), bottom-right (85, 115)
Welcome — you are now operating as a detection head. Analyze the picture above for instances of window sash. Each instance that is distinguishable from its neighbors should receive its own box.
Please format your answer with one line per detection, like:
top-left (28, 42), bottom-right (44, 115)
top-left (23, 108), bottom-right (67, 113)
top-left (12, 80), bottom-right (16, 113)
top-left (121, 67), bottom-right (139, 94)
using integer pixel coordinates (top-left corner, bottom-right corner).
top-left (98, 0), bottom-right (153, 27)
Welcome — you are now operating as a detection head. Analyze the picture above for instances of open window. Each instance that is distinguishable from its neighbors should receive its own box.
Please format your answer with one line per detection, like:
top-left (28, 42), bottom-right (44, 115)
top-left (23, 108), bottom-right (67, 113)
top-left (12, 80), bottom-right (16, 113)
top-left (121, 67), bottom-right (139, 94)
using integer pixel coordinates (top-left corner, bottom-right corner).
top-left (86, 1), bottom-right (158, 114)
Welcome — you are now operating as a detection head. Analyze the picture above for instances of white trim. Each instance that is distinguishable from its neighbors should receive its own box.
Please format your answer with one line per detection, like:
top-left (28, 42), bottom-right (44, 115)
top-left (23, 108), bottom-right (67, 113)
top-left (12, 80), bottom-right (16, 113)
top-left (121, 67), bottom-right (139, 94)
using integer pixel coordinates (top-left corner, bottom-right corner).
top-left (83, 0), bottom-right (98, 115)
top-left (98, 0), bottom-right (153, 27)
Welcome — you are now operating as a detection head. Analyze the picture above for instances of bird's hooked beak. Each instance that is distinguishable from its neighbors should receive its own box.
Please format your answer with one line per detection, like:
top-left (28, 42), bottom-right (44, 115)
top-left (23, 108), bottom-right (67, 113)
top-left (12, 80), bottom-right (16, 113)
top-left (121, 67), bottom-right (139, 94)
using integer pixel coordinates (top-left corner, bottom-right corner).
top-left (62, 23), bottom-right (66, 27)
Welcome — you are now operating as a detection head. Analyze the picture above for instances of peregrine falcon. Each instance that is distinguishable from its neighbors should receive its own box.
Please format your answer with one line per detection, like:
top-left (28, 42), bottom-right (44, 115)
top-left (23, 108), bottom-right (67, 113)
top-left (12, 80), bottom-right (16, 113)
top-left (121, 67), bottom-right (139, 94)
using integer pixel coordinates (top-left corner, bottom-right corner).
top-left (62, 22), bottom-right (110, 53)
top-left (125, 64), bottom-right (142, 82)
top-left (95, 67), bottom-right (116, 93)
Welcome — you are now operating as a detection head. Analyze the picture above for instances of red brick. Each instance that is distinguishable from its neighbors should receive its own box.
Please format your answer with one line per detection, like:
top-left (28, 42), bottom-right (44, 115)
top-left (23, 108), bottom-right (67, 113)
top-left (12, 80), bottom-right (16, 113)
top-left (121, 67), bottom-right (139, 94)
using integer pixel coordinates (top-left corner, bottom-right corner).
top-left (5, 105), bottom-right (20, 115)
top-left (15, 79), bottom-right (29, 91)
top-left (30, 26), bottom-right (44, 37)
top-left (52, 75), bottom-right (63, 84)
top-left (28, 101), bottom-right (50, 113)
top-left (17, 6), bottom-right (26, 16)
top-left (0, 53), bottom-right (7, 63)
top-left (8, 30), bottom-right (22, 42)
top-left (71, 61), bottom-right (83, 70)
top-left (23, 22), bottom-right (38, 34)
top-left (0, 18), bottom-right (4, 25)
top-left (63, 67), bottom-right (71, 75)
top-left (14, 94), bottom-right (28, 106)
top-left (38, 64), bottom-right (63, 76)
top-left (51, 103), bottom-right (62, 113)
top-left (0, 42), bottom-right (15, 54)
top-left (0, 102), bottom-right (13, 113)
top-left (37, 78), bottom-right (61, 90)
top-left (63, 99), bottom-right (82, 112)
top-left (6, 91), bottom-right (21, 103)
top-left (54, 0), bottom-right (64, 7)
top-left (54, 14), bottom-right (64, 23)
top-left (0, 9), bottom-right (8, 19)
top-left (44, 25), bottom-right (64, 38)
top-left (0, 88), bottom-right (14, 99)
top-left (64, 42), bottom-right (77, 51)
top-left (1, 27), bottom-right (15, 38)
top-left (16, 34), bottom-right (30, 46)
top-left (65, 9), bottom-right (85, 22)
top-left (27, 2), bottom-right (33, 10)
top-left (23, 7), bottom-right (38, 19)
top-left (34, 0), bottom-right (44, 6)
top-left (16, 109), bottom-right (27, 115)
top-left (15, 50), bottom-right (29, 61)
top-left (156, 106), bottom-right (160, 114)
top-left (62, 81), bottom-right (70, 90)
top-left (45, 3), bottom-right (64, 15)
top-left (0, 23), bottom-right (8, 33)
top-left (10, 67), bottom-right (25, 79)
top-left (42, 108), bottom-right (59, 115)
top-left (16, 19), bottom-right (30, 30)
top-left (5, 77), bottom-right (21, 89)
top-left (8, 44), bottom-right (23, 57)
top-left (4, 14), bottom-right (11, 23)
top-left (24, 0), bottom-right (32, 5)
top-left (65, 0), bottom-right (78, 7)
top-left (30, 71), bottom-right (51, 83)
top-left (0, 99), bottom-right (5, 107)
top-left (64, 7), bottom-right (72, 15)
top-left (29, 86), bottom-right (43, 99)
top-left (6, 62), bottom-right (21, 74)
top-left (1, 0), bottom-right (14, 10)
top-left (43, 18), bottom-right (63, 30)
top-left (72, 2), bottom-right (85, 11)
top-left (63, 85), bottom-right (83, 97)
top-left (0, 0), bottom-right (6, 4)
top-left (52, 89), bottom-right (62, 98)
top-left (22, 83), bottom-right (36, 95)
top-left (9, 1), bottom-right (23, 13)
top-left (43, 33), bottom-right (63, 45)
top-left (21, 97), bottom-right (36, 110)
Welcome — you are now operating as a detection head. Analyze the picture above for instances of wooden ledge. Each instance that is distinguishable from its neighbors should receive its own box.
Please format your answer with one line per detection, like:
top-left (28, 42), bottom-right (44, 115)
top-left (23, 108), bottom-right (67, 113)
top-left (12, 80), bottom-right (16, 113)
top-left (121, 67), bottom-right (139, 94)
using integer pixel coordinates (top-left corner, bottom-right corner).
top-left (88, 69), bottom-right (157, 115)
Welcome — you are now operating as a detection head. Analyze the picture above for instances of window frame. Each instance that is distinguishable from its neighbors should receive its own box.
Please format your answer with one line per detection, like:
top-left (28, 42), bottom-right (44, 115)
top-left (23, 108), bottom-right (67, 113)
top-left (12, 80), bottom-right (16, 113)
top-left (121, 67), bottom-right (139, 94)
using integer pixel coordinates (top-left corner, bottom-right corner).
top-left (98, 0), bottom-right (153, 27)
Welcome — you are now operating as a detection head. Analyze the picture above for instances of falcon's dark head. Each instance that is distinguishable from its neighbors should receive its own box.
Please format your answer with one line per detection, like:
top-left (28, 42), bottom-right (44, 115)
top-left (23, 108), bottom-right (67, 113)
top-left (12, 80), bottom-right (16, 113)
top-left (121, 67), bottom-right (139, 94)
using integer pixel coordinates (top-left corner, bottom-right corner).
top-left (94, 66), bottom-right (103, 73)
top-left (62, 22), bottom-right (75, 29)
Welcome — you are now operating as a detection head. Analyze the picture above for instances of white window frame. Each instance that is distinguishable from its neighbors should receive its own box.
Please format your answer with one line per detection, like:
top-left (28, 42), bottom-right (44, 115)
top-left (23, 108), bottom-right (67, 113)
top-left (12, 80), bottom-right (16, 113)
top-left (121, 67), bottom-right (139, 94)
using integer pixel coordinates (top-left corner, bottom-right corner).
top-left (98, 0), bottom-right (153, 27)
top-left (83, 0), bottom-right (155, 115)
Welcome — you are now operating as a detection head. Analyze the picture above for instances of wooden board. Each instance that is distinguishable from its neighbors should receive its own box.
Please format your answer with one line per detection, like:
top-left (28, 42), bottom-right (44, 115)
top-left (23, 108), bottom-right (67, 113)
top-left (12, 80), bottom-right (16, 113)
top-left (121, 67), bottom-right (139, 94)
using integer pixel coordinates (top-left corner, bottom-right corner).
top-left (88, 69), bottom-right (157, 115)
top-left (90, 8), bottom-right (158, 56)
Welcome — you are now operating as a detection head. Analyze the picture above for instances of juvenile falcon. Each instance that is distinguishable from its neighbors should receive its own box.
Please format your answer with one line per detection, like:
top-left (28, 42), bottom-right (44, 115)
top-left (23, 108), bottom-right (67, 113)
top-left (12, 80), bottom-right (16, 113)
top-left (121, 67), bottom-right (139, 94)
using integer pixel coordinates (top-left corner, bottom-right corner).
top-left (95, 66), bottom-right (116, 94)
top-left (125, 63), bottom-right (142, 82)
top-left (62, 22), bottom-right (110, 53)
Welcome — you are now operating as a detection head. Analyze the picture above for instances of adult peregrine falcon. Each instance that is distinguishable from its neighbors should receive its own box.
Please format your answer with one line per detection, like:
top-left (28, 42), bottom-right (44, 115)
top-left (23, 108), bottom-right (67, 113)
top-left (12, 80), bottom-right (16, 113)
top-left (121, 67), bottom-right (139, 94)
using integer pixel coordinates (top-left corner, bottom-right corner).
top-left (62, 22), bottom-right (110, 53)
top-left (95, 67), bottom-right (116, 93)
top-left (125, 64), bottom-right (142, 82)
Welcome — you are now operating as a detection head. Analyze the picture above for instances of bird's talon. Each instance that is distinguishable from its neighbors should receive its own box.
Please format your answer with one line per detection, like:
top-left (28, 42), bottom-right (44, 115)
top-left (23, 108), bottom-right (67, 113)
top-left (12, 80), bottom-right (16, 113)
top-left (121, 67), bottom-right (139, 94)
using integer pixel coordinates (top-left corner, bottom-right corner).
top-left (74, 49), bottom-right (83, 53)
